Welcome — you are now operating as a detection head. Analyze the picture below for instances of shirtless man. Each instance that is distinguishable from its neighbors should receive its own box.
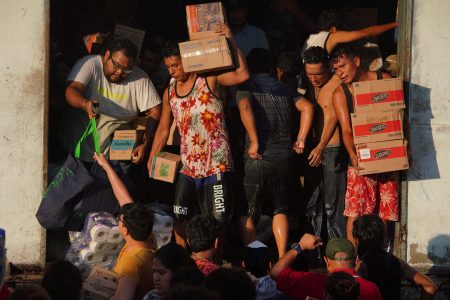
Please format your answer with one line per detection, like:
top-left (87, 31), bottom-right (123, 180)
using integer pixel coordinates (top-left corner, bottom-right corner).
top-left (303, 46), bottom-right (348, 239)
top-left (330, 44), bottom-right (398, 246)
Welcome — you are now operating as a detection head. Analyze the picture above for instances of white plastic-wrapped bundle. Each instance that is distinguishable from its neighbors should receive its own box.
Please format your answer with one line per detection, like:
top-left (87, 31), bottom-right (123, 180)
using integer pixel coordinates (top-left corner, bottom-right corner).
top-left (152, 213), bottom-right (174, 249)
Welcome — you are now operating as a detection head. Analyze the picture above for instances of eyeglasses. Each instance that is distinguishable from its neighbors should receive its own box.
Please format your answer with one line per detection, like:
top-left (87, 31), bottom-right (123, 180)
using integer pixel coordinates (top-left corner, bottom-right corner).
top-left (109, 55), bottom-right (133, 74)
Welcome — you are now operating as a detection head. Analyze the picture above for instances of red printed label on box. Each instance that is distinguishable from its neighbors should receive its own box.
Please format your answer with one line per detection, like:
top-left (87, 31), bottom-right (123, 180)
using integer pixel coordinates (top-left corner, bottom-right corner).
top-left (359, 146), bottom-right (407, 162)
top-left (353, 120), bottom-right (402, 136)
top-left (355, 89), bottom-right (404, 106)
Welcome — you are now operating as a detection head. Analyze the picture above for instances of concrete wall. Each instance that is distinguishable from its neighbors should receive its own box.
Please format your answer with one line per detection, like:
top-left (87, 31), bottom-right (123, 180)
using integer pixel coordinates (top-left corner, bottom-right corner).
top-left (407, 0), bottom-right (450, 269)
top-left (0, 1), bottom-right (48, 267)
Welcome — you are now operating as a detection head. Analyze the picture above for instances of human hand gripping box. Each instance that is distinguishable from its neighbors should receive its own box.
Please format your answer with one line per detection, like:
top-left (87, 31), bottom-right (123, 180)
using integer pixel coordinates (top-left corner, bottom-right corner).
top-left (186, 2), bottom-right (227, 40)
top-left (351, 110), bottom-right (404, 144)
top-left (149, 152), bottom-right (182, 183)
top-left (352, 78), bottom-right (405, 113)
top-left (356, 139), bottom-right (409, 175)
top-left (109, 130), bottom-right (138, 160)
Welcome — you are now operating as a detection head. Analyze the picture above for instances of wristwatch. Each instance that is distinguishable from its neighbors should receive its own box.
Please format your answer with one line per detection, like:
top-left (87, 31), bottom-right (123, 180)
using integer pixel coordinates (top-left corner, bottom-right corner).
top-left (290, 243), bottom-right (303, 254)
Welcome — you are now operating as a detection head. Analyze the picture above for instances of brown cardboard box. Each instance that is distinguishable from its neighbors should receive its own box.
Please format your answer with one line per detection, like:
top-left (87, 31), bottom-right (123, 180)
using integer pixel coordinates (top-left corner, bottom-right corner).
top-left (356, 139), bottom-right (409, 175)
top-left (179, 35), bottom-right (233, 73)
top-left (186, 2), bottom-right (226, 40)
top-left (150, 152), bottom-right (182, 183)
top-left (351, 110), bottom-right (404, 144)
top-left (352, 78), bottom-right (405, 113)
top-left (109, 130), bottom-right (137, 160)
top-left (83, 266), bottom-right (118, 300)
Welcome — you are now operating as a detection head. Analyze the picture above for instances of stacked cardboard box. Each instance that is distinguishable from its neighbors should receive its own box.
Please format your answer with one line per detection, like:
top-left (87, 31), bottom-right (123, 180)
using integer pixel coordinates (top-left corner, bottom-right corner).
top-left (351, 78), bottom-right (409, 175)
top-left (180, 2), bottom-right (234, 73)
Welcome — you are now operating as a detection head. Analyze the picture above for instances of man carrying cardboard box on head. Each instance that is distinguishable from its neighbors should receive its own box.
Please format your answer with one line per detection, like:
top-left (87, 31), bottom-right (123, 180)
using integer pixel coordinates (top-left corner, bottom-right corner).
top-left (147, 23), bottom-right (249, 255)
top-left (331, 44), bottom-right (403, 246)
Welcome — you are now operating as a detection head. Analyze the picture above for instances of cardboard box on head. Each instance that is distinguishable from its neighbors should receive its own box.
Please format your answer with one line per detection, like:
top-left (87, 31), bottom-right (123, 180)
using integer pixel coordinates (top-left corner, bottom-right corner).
top-left (186, 2), bottom-right (227, 40)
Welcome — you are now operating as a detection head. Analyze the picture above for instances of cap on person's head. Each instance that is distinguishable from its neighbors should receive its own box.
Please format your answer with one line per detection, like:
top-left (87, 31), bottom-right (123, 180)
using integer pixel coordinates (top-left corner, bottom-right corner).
top-left (325, 238), bottom-right (355, 261)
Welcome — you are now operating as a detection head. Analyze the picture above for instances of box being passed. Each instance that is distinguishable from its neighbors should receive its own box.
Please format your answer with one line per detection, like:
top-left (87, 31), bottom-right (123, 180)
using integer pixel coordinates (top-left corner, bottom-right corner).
top-left (179, 35), bottom-right (233, 73)
top-left (186, 2), bottom-right (226, 40)
top-left (83, 266), bottom-right (118, 300)
top-left (352, 78), bottom-right (405, 113)
top-left (150, 152), bottom-right (182, 183)
top-left (357, 139), bottom-right (409, 175)
top-left (109, 130), bottom-right (137, 160)
top-left (351, 110), bottom-right (404, 144)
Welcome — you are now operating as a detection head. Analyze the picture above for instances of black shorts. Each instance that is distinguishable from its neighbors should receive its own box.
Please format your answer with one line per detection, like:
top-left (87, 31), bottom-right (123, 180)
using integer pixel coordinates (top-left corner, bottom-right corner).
top-left (173, 172), bottom-right (232, 223)
top-left (240, 158), bottom-right (292, 219)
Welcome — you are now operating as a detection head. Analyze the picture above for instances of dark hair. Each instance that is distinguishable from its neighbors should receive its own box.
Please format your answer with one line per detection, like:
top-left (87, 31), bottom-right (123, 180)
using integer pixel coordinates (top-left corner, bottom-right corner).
top-left (41, 260), bottom-right (82, 300)
top-left (162, 41), bottom-right (181, 58)
top-left (104, 36), bottom-right (138, 60)
top-left (246, 48), bottom-right (273, 74)
top-left (277, 51), bottom-right (302, 77)
top-left (9, 285), bottom-right (50, 300)
top-left (205, 267), bottom-right (256, 300)
top-left (165, 285), bottom-right (220, 300)
top-left (120, 203), bottom-right (154, 241)
top-left (325, 271), bottom-right (360, 300)
top-left (171, 265), bottom-right (205, 287)
top-left (185, 215), bottom-right (218, 253)
top-left (352, 214), bottom-right (385, 254)
top-left (317, 9), bottom-right (341, 31)
top-left (154, 242), bottom-right (196, 273)
top-left (303, 46), bottom-right (329, 66)
top-left (242, 247), bottom-right (271, 278)
top-left (329, 44), bottom-right (358, 65)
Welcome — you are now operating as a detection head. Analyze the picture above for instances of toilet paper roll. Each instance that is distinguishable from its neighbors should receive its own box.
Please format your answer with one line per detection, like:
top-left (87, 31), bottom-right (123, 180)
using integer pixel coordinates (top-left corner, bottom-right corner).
top-left (89, 240), bottom-right (108, 252)
top-left (89, 225), bottom-right (110, 242)
top-left (106, 226), bottom-right (123, 243)
top-left (79, 248), bottom-right (95, 263)
top-left (153, 214), bottom-right (174, 228)
top-left (152, 223), bottom-right (173, 234)
top-left (107, 242), bottom-right (122, 252)
top-left (155, 232), bottom-right (172, 248)
top-left (93, 254), bottom-right (113, 266)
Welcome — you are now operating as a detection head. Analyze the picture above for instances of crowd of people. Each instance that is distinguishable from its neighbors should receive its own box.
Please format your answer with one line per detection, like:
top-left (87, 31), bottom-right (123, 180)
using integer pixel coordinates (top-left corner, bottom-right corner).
top-left (1, 1), bottom-right (440, 299)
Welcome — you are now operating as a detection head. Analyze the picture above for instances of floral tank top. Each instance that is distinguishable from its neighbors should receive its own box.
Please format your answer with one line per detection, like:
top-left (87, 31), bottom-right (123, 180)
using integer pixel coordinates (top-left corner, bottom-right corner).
top-left (169, 76), bottom-right (233, 178)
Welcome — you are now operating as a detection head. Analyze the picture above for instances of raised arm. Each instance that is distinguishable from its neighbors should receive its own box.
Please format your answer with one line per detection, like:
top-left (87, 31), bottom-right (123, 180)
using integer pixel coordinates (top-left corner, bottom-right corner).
top-left (293, 97), bottom-right (314, 154)
top-left (66, 80), bottom-right (97, 119)
top-left (332, 86), bottom-right (358, 168)
top-left (327, 22), bottom-right (398, 53)
top-left (94, 153), bottom-right (134, 206)
top-left (237, 96), bottom-right (262, 160)
top-left (215, 23), bottom-right (250, 87)
top-left (147, 88), bottom-right (173, 174)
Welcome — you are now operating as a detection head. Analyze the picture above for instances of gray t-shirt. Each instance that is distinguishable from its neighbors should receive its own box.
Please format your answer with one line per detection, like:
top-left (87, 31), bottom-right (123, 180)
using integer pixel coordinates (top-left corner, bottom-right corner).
top-left (62, 55), bottom-right (161, 161)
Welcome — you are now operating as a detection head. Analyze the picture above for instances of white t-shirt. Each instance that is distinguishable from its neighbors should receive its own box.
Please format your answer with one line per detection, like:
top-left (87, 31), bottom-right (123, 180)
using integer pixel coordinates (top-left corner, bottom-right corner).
top-left (64, 55), bottom-right (161, 161)
top-left (301, 31), bottom-right (331, 56)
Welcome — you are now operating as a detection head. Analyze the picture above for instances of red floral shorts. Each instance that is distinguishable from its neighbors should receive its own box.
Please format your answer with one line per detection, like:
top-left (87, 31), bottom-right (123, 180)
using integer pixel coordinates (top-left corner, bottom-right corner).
top-left (344, 167), bottom-right (399, 221)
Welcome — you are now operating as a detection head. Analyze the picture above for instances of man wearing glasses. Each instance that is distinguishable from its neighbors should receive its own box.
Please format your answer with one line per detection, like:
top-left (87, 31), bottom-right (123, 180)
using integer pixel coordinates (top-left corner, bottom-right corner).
top-left (64, 37), bottom-right (161, 166)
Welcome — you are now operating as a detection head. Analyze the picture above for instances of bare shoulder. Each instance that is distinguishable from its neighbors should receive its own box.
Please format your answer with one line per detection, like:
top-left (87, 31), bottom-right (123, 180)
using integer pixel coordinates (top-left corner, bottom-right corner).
top-left (318, 75), bottom-right (342, 105)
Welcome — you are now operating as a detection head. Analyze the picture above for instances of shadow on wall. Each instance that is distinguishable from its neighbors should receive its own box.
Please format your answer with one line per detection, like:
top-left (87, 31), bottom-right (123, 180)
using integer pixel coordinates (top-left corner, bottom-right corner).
top-left (406, 82), bottom-right (440, 181)
top-left (428, 235), bottom-right (450, 273)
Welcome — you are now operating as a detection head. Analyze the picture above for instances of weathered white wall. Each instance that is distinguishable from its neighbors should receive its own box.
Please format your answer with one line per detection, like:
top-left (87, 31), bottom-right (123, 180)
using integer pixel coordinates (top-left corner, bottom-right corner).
top-left (407, 0), bottom-right (450, 268)
top-left (0, 1), bottom-right (48, 267)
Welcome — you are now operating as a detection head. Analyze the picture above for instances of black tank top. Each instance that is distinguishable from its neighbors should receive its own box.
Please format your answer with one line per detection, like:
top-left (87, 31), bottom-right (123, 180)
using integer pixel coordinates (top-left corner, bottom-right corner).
top-left (341, 70), bottom-right (383, 113)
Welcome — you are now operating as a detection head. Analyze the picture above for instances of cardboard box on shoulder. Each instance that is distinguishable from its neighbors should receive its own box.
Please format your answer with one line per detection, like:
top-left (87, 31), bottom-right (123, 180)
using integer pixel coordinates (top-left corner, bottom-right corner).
top-left (186, 2), bottom-right (227, 40)
top-left (83, 266), bottom-right (118, 300)
top-left (109, 130), bottom-right (137, 160)
top-left (352, 78), bottom-right (405, 113)
top-left (150, 152), bottom-right (182, 183)
top-left (356, 139), bottom-right (409, 175)
top-left (351, 110), bottom-right (404, 144)
top-left (179, 35), bottom-right (233, 73)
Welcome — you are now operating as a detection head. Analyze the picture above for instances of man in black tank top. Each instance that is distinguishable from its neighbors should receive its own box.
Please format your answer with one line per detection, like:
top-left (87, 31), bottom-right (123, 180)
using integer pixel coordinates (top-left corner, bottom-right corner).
top-left (330, 44), bottom-right (400, 247)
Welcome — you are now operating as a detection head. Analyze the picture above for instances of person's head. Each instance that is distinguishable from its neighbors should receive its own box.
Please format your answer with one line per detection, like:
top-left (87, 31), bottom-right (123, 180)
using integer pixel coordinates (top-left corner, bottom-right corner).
top-left (352, 214), bottom-right (386, 255)
top-left (153, 243), bottom-right (196, 297)
top-left (247, 48), bottom-right (273, 74)
top-left (41, 260), bottom-right (82, 300)
top-left (165, 285), bottom-right (220, 300)
top-left (324, 238), bottom-right (356, 272)
top-left (276, 51), bottom-right (302, 86)
top-left (303, 46), bottom-right (331, 88)
top-left (242, 241), bottom-right (271, 278)
top-left (162, 41), bottom-right (188, 82)
top-left (317, 9), bottom-right (341, 32)
top-left (324, 271), bottom-right (360, 300)
top-left (228, 1), bottom-right (249, 29)
top-left (185, 215), bottom-right (218, 253)
top-left (101, 37), bottom-right (138, 83)
top-left (9, 284), bottom-right (50, 300)
top-left (330, 44), bottom-right (361, 84)
top-left (205, 267), bottom-right (256, 300)
top-left (171, 265), bottom-right (205, 287)
top-left (118, 203), bottom-right (154, 242)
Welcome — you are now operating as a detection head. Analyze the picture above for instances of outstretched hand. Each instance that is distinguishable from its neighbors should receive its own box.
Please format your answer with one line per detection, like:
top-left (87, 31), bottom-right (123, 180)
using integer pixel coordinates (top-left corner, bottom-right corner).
top-left (299, 233), bottom-right (323, 251)
top-left (93, 153), bottom-right (110, 169)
